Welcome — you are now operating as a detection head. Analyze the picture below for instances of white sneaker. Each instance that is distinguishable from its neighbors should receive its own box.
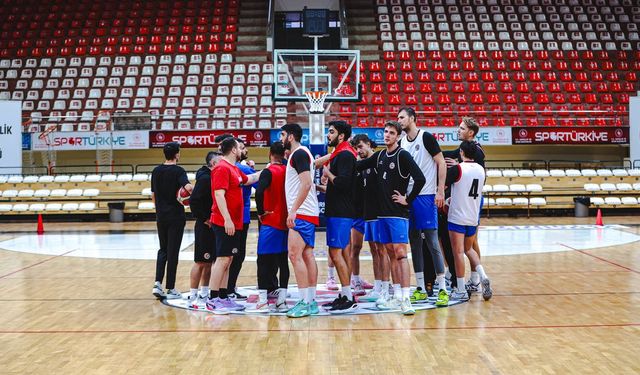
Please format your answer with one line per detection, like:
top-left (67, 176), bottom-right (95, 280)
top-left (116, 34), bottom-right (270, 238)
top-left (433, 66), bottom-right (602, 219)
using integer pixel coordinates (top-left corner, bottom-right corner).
top-left (275, 301), bottom-right (289, 313)
top-left (450, 288), bottom-right (469, 301)
top-left (152, 282), bottom-right (165, 299)
top-left (360, 290), bottom-right (381, 302)
top-left (187, 294), bottom-right (204, 309)
top-left (165, 289), bottom-right (182, 300)
top-left (400, 298), bottom-right (415, 315)
top-left (352, 281), bottom-right (366, 296)
top-left (247, 301), bottom-right (271, 313)
top-left (376, 294), bottom-right (398, 311)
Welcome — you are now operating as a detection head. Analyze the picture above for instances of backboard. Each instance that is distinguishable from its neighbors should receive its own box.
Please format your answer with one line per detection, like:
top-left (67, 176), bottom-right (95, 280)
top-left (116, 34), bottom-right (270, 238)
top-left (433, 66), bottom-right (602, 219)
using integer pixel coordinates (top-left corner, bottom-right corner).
top-left (272, 49), bottom-right (361, 103)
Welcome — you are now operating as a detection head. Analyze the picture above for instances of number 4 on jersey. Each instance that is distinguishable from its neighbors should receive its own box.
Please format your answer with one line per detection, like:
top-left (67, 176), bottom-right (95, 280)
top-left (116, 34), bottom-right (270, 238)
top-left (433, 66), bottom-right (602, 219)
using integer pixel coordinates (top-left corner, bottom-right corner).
top-left (468, 179), bottom-right (479, 199)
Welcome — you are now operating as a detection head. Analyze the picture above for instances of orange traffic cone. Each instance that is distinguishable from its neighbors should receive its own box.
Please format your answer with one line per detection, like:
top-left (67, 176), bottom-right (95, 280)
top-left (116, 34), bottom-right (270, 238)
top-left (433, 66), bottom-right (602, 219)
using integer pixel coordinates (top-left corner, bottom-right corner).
top-left (595, 209), bottom-right (603, 226)
top-left (37, 214), bottom-right (44, 234)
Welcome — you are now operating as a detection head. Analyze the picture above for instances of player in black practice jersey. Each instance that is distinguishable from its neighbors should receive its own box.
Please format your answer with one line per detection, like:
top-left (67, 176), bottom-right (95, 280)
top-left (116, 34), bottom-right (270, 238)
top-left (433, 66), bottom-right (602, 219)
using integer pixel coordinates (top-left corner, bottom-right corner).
top-left (356, 121), bottom-right (425, 315)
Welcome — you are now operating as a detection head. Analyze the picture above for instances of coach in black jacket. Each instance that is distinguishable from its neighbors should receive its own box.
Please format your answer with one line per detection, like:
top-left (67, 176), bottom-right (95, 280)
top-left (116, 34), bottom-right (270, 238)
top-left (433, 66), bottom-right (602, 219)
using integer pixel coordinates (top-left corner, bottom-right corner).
top-left (186, 151), bottom-right (221, 304)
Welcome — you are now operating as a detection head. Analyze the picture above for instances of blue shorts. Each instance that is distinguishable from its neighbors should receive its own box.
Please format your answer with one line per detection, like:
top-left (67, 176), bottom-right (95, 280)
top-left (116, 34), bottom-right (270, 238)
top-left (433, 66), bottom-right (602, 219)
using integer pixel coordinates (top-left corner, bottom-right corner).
top-left (292, 218), bottom-right (316, 248)
top-left (257, 225), bottom-right (288, 255)
top-left (364, 220), bottom-right (380, 243)
top-left (478, 196), bottom-right (484, 225)
top-left (409, 195), bottom-right (438, 230)
top-left (378, 217), bottom-right (409, 244)
top-left (352, 218), bottom-right (365, 234)
top-left (448, 222), bottom-right (478, 237)
top-left (326, 217), bottom-right (354, 249)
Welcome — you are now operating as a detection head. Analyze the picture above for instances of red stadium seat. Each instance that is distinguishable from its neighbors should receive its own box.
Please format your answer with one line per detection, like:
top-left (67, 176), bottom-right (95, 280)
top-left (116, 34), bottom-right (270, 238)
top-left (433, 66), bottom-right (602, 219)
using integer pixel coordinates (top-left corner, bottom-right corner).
top-left (388, 83), bottom-right (399, 93)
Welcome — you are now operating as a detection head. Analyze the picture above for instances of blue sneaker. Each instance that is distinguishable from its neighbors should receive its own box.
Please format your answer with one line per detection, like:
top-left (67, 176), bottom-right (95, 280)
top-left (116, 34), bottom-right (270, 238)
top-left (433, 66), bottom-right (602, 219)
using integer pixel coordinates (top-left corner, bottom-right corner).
top-left (286, 300), bottom-right (310, 318)
top-left (309, 300), bottom-right (319, 315)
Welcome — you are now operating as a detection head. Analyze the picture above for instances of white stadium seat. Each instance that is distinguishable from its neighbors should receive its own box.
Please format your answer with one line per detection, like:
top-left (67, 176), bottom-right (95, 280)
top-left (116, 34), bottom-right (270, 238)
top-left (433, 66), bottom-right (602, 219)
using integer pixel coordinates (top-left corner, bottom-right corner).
top-left (8, 176), bottom-right (23, 183)
top-left (493, 184), bottom-right (509, 192)
top-left (566, 169), bottom-right (582, 177)
top-left (67, 189), bottom-right (83, 197)
top-left (612, 169), bottom-right (628, 177)
top-left (581, 169), bottom-right (597, 177)
top-left (138, 202), bottom-right (155, 210)
top-left (604, 197), bottom-right (621, 205)
top-left (85, 175), bottom-right (101, 182)
top-left (616, 183), bottom-right (633, 191)
top-left (2, 190), bottom-right (18, 198)
top-left (628, 169), bottom-right (640, 177)
top-left (590, 197), bottom-right (605, 205)
top-left (530, 197), bottom-right (547, 206)
top-left (50, 189), bottom-right (67, 197)
top-left (596, 169), bottom-right (613, 177)
top-left (78, 203), bottom-right (96, 211)
top-left (621, 197), bottom-right (638, 205)
top-left (18, 189), bottom-right (35, 197)
top-left (513, 197), bottom-right (529, 206)
top-left (141, 188), bottom-right (152, 196)
top-left (28, 203), bottom-right (45, 212)
top-left (12, 204), bottom-right (29, 212)
top-left (22, 175), bottom-right (39, 183)
top-left (53, 175), bottom-right (70, 183)
top-left (0, 204), bottom-right (12, 212)
top-left (69, 175), bottom-right (86, 182)
top-left (600, 183), bottom-right (616, 191)
top-left (45, 203), bottom-right (62, 212)
top-left (133, 174), bottom-right (149, 182)
top-left (34, 189), bottom-right (51, 197)
top-left (550, 169), bottom-right (566, 177)
top-left (38, 175), bottom-right (54, 183)
top-left (496, 198), bottom-right (513, 205)
top-left (482, 185), bottom-right (493, 193)
top-left (517, 170), bottom-right (534, 177)
top-left (82, 189), bottom-right (100, 197)
top-left (526, 184), bottom-right (543, 192)
top-left (584, 184), bottom-right (600, 192)
top-left (533, 169), bottom-right (550, 177)
top-left (116, 174), bottom-right (133, 182)
top-left (509, 184), bottom-right (526, 192)
top-left (486, 170), bottom-right (502, 178)
top-left (101, 174), bottom-right (117, 182)
top-left (502, 170), bottom-right (518, 178)
top-left (62, 203), bottom-right (79, 211)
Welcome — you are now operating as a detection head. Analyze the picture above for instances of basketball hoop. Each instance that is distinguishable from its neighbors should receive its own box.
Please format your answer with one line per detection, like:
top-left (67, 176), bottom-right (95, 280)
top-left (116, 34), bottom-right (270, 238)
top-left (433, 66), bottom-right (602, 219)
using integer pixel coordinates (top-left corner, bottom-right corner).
top-left (305, 90), bottom-right (328, 113)
top-left (38, 124), bottom-right (57, 146)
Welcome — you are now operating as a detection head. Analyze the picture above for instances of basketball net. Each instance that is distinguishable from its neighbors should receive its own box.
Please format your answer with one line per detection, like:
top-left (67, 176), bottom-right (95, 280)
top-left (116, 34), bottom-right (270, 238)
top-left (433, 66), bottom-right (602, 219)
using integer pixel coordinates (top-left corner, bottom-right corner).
top-left (38, 124), bottom-right (58, 173)
top-left (305, 90), bottom-right (328, 114)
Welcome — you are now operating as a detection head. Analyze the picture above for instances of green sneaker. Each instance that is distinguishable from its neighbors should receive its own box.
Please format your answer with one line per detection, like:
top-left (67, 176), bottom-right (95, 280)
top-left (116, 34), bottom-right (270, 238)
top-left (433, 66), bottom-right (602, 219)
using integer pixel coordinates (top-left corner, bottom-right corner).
top-left (410, 287), bottom-right (428, 303)
top-left (309, 300), bottom-right (319, 315)
top-left (435, 289), bottom-right (449, 307)
top-left (286, 300), bottom-right (307, 318)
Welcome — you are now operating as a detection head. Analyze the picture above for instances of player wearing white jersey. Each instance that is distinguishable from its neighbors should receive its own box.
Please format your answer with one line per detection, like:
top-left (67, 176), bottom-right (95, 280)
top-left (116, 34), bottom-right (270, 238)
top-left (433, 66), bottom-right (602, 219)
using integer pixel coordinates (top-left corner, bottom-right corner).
top-left (398, 107), bottom-right (449, 307)
top-left (280, 123), bottom-right (321, 318)
top-left (446, 141), bottom-right (492, 302)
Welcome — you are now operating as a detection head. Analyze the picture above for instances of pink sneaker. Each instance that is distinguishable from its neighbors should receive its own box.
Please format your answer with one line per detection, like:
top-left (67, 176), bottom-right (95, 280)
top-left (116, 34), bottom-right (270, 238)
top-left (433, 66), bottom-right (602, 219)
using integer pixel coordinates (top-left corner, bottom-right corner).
top-left (326, 276), bottom-right (339, 291)
top-left (360, 279), bottom-right (374, 290)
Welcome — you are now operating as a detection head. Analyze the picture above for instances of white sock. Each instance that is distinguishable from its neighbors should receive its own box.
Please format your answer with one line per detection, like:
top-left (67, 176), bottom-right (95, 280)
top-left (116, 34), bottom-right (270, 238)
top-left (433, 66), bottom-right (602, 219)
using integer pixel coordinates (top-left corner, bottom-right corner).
top-left (393, 284), bottom-right (401, 300)
top-left (342, 286), bottom-right (353, 300)
top-left (415, 271), bottom-right (426, 290)
top-left (258, 289), bottom-right (268, 303)
top-left (328, 266), bottom-right (336, 278)
top-left (308, 287), bottom-right (316, 302)
top-left (445, 267), bottom-right (452, 280)
top-left (199, 286), bottom-right (210, 298)
top-left (190, 288), bottom-right (198, 298)
top-left (436, 275), bottom-right (446, 291)
top-left (299, 288), bottom-right (309, 303)
top-left (402, 287), bottom-right (411, 300)
top-left (457, 278), bottom-right (466, 292)
top-left (277, 288), bottom-right (287, 304)
top-left (471, 271), bottom-right (480, 284)
top-left (382, 281), bottom-right (390, 295)
top-left (374, 280), bottom-right (382, 293)
top-left (476, 265), bottom-right (487, 280)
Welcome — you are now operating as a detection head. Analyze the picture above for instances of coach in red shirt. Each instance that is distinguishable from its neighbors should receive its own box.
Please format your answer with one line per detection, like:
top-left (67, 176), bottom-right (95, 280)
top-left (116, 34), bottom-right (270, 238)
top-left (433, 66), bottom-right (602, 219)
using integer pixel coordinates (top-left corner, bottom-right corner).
top-left (206, 137), bottom-right (261, 313)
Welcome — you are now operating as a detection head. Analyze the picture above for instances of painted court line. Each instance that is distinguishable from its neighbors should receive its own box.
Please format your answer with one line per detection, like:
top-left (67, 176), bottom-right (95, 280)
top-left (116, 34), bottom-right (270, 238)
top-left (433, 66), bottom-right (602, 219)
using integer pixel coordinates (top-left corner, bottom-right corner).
top-left (560, 243), bottom-right (640, 274)
top-left (1, 322), bottom-right (638, 335)
top-left (0, 249), bottom-right (77, 279)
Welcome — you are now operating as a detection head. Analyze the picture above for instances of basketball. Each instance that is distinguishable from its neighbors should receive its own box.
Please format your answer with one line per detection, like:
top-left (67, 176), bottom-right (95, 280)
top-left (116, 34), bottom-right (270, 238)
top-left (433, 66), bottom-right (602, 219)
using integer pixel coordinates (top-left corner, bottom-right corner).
top-left (176, 187), bottom-right (191, 206)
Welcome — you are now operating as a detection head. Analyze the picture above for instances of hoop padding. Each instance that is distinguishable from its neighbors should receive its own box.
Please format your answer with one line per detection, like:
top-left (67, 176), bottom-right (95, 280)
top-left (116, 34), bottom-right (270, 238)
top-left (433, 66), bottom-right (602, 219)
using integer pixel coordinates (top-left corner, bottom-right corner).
top-left (305, 91), bottom-right (329, 113)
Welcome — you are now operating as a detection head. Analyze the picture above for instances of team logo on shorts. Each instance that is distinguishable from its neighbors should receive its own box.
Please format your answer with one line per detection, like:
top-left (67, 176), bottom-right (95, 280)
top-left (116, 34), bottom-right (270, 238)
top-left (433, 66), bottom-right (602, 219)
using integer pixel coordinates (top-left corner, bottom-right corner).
top-left (204, 253), bottom-right (211, 260)
top-left (389, 162), bottom-right (395, 169)
top-left (232, 248), bottom-right (238, 254)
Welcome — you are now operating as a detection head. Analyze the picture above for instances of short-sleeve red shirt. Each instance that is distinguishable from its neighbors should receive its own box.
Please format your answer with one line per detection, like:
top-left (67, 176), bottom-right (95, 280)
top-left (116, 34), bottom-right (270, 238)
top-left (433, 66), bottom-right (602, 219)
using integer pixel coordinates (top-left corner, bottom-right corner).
top-left (210, 158), bottom-right (249, 230)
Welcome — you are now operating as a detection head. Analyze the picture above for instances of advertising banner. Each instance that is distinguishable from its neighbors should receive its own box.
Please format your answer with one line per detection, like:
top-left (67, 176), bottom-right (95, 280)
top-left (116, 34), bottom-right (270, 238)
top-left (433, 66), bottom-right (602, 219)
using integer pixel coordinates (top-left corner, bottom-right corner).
top-left (0, 101), bottom-right (22, 174)
top-left (429, 127), bottom-right (512, 146)
top-left (512, 127), bottom-right (629, 145)
top-left (150, 130), bottom-right (270, 148)
top-left (630, 97), bottom-right (639, 165)
top-left (31, 131), bottom-right (149, 151)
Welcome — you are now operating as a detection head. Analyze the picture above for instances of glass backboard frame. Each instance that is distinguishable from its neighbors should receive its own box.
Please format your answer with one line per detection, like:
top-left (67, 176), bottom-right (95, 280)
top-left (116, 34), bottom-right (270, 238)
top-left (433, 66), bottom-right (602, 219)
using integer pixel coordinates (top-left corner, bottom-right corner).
top-left (272, 49), bottom-right (361, 103)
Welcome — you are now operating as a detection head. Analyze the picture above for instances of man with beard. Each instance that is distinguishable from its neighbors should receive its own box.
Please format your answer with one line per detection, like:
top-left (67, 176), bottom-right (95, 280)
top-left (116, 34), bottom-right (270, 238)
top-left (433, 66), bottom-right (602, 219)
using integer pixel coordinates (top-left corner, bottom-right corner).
top-left (280, 123), bottom-right (321, 318)
top-left (351, 134), bottom-right (390, 302)
top-left (321, 120), bottom-right (358, 314)
top-left (356, 121), bottom-right (426, 315)
top-left (397, 107), bottom-right (449, 308)
top-left (205, 137), bottom-right (261, 314)
top-left (187, 150), bottom-right (221, 308)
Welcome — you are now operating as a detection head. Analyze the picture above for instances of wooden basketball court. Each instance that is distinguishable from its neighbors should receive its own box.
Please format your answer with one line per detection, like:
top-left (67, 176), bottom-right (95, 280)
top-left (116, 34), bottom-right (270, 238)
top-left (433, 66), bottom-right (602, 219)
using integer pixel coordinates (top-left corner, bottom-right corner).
top-left (0, 215), bottom-right (639, 374)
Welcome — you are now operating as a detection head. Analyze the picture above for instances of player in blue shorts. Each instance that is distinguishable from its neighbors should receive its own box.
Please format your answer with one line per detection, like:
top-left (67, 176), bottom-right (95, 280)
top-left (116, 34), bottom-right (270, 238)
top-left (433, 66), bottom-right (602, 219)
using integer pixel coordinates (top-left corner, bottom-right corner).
top-left (446, 141), bottom-right (492, 302)
top-left (322, 121), bottom-right (359, 313)
top-left (352, 134), bottom-right (389, 302)
top-left (398, 107), bottom-right (449, 307)
top-left (356, 121), bottom-right (426, 315)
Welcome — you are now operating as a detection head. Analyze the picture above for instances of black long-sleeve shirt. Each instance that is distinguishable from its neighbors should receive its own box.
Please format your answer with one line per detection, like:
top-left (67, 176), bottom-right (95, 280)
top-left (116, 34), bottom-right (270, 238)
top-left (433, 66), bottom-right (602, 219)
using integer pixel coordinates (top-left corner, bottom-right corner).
top-left (325, 150), bottom-right (357, 218)
top-left (443, 141), bottom-right (486, 168)
top-left (357, 147), bottom-right (426, 219)
top-left (189, 166), bottom-right (212, 222)
top-left (255, 169), bottom-right (272, 216)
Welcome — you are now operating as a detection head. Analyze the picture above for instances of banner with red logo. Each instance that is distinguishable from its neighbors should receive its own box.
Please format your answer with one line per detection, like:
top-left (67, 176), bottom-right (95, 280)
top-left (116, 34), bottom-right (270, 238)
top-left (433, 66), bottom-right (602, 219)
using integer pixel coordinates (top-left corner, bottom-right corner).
top-left (31, 130), bottom-right (149, 151)
top-left (512, 127), bottom-right (630, 145)
top-left (149, 130), bottom-right (270, 148)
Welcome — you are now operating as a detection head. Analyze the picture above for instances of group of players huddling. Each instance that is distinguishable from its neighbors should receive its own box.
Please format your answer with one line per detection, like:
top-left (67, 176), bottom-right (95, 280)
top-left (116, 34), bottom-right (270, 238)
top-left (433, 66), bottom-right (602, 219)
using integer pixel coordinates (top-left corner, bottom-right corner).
top-left (151, 107), bottom-right (493, 317)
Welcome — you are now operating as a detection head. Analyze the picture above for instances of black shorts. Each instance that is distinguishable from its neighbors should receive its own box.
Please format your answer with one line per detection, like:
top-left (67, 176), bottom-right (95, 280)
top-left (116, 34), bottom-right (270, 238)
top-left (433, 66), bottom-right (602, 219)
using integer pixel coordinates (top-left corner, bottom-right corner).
top-left (213, 224), bottom-right (243, 257)
top-left (194, 220), bottom-right (215, 263)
